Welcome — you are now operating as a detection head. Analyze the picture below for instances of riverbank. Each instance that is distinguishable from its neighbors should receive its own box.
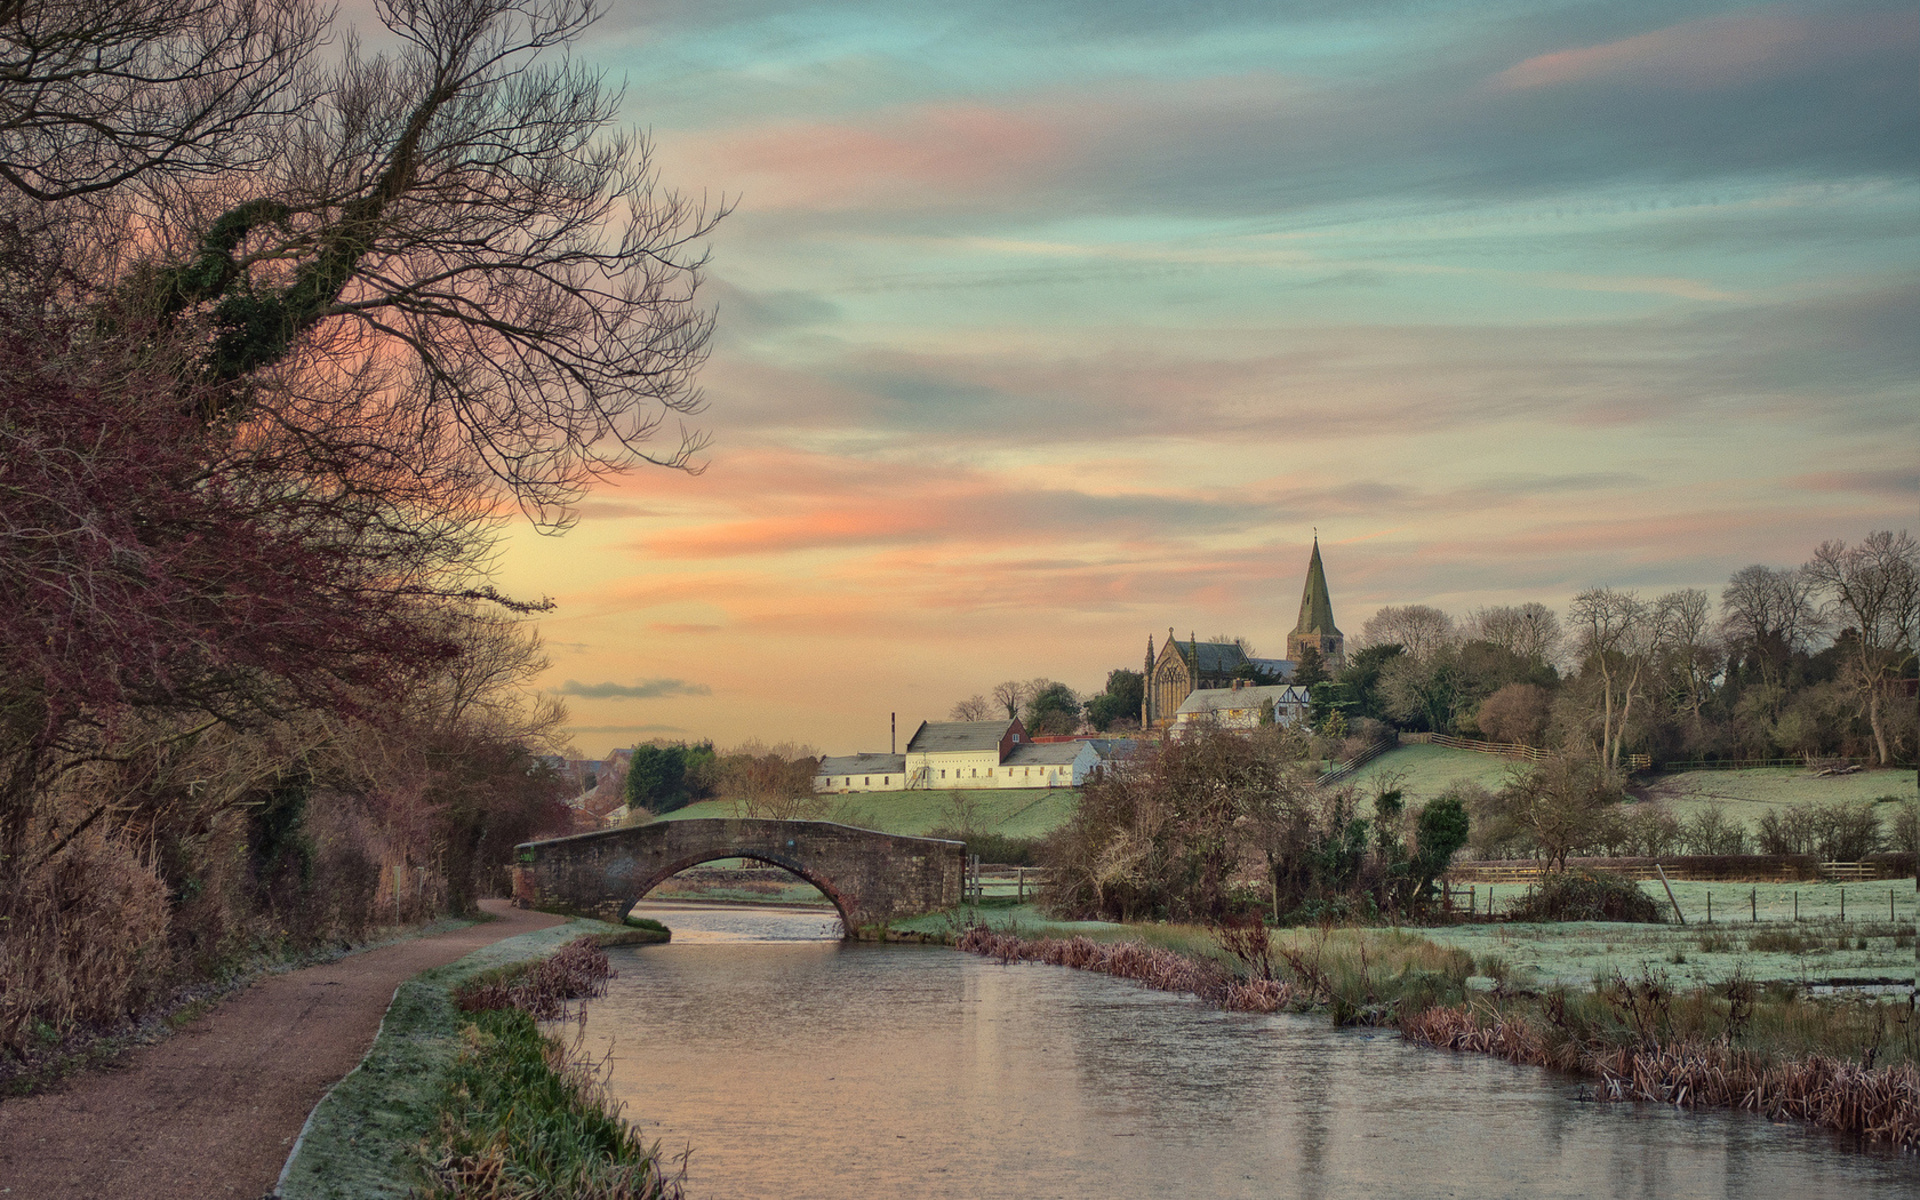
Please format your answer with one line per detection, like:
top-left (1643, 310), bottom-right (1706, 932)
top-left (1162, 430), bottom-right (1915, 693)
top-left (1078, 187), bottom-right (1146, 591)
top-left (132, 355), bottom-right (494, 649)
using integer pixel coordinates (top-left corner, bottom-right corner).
top-left (945, 912), bottom-right (1920, 1151)
top-left (276, 914), bottom-right (665, 1198)
top-left (0, 902), bottom-right (571, 1200)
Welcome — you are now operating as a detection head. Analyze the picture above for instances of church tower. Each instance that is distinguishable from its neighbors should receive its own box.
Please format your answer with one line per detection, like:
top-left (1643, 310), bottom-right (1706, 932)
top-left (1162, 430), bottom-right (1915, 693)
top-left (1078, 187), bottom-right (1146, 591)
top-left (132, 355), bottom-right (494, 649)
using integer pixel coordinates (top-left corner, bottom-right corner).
top-left (1286, 537), bottom-right (1344, 669)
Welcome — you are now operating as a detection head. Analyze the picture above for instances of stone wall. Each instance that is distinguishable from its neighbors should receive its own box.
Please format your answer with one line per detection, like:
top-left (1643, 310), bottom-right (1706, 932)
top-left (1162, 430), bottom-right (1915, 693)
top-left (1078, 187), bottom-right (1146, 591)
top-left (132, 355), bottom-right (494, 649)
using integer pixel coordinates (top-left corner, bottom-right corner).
top-left (515, 818), bottom-right (967, 936)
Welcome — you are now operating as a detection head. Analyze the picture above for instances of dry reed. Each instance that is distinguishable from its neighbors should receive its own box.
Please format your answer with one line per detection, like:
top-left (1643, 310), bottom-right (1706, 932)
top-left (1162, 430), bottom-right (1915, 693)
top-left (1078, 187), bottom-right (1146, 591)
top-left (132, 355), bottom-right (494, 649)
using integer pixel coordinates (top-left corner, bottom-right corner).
top-left (959, 925), bottom-right (1920, 1152)
top-left (1402, 1002), bottom-right (1920, 1151)
top-left (452, 936), bottom-right (615, 1020)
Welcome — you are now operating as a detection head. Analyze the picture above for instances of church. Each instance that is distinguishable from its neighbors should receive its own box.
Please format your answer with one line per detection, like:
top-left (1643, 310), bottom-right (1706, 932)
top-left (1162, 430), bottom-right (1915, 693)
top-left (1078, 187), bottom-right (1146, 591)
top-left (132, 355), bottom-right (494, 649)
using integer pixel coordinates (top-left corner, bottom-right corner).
top-left (1141, 538), bottom-right (1345, 728)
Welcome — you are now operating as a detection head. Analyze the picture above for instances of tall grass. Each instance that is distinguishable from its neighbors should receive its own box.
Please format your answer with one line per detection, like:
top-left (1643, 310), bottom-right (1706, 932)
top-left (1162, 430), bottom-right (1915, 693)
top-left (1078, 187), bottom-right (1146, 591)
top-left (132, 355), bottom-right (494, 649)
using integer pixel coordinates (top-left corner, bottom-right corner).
top-left (422, 936), bottom-right (684, 1199)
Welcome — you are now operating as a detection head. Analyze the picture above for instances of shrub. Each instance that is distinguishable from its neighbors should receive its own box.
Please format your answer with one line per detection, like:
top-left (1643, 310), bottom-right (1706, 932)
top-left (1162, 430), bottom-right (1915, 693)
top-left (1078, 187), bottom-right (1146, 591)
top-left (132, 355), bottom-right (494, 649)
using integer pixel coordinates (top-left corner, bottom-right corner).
top-left (1757, 800), bottom-right (1884, 860)
top-left (1509, 871), bottom-right (1664, 923)
top-left (925, 828), bottom-right (1041, 866)
top-left (1887, 799), bottom-right (1920, 855)
top-left (1682, 804), bottom-right (1748, 855)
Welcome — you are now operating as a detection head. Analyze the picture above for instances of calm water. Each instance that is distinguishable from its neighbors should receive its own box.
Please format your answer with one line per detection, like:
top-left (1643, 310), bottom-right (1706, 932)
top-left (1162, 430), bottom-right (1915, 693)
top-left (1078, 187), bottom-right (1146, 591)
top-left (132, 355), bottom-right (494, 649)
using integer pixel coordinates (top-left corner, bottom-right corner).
top-left (586, 904), bottom-right (1918, 1200)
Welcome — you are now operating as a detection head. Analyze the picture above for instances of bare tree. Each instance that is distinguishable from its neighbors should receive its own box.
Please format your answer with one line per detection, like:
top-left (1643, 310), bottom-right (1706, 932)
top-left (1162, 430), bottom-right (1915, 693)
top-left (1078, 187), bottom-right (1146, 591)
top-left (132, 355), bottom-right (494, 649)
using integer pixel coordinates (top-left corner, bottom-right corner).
top-left (0, 0), bottom-right (324, 203)
top-left (1569, 588), bottom-right (1670, 769)
top-left (1654, 588), bottom-right (1720, 733)
top-left (1480, 755), bottom-right (1626, 872)
top-left (1804, 531), bottom-right (1919, 765)
top-left (1467, 603), bottom-right (1563, 669)
top-left (1360, 605), bottom-right (1456, 662)
top-left (949, 694), bottom-right (991, 722)
top-left (112, 0), bottom-right (725, 528)
top-left (723, 741), bottom-right (825, 821)
top-left (991, 680), bottom-right (1027, 721)
top-left (1719, 564), bottom-right (1824, 694)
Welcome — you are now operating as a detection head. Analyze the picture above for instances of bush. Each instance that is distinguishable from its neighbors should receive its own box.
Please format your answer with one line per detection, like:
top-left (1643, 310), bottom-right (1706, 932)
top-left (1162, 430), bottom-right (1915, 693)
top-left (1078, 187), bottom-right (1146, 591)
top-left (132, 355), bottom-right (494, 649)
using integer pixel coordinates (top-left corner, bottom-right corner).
top-left (925, 828), bottom-right (1041, 866)
top-left (1509, 871), bottom-right (1664, 924)
top-left (1757, 800), bottom-right (1883, 860)
top-left (1682, 804), bottom-right (1748, 855)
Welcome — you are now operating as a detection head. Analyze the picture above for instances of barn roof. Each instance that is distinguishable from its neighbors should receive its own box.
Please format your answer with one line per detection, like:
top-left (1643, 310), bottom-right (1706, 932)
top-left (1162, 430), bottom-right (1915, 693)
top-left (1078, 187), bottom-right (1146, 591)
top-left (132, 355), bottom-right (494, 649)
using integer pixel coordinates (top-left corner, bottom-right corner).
top-left (905, 720), bottom-right (1017, 753)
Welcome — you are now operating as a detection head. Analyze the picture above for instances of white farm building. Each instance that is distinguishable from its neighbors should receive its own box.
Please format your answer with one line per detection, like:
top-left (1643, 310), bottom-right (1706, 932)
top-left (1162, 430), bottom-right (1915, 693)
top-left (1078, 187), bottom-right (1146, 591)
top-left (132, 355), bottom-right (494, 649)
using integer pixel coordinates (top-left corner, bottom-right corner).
top-left (813, 719), bottom-right (1102, 793)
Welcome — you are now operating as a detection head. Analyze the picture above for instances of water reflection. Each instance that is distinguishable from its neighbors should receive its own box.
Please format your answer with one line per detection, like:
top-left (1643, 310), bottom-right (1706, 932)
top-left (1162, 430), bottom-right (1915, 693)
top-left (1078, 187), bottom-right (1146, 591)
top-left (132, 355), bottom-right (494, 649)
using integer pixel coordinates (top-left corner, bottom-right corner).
top-left (591, 907), bottom-right (1917, 1200)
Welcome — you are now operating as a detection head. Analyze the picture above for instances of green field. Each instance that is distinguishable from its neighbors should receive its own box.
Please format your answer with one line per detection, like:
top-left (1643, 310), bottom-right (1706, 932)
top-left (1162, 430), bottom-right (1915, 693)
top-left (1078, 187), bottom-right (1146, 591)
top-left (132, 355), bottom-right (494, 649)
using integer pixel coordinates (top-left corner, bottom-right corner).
top-left (1346, 744), bottom-right (1917, 820)
top-left (1421, 877), bottom-right (1916, 990)
top-left (906, 882), bottom-right (1917, 993)
top-left (1345, 743), bottom-right (1526, 798)
top-left (1639, 766), bottom-right (1916, 823)
top-left (652, 788), bottom-right (1079, 840)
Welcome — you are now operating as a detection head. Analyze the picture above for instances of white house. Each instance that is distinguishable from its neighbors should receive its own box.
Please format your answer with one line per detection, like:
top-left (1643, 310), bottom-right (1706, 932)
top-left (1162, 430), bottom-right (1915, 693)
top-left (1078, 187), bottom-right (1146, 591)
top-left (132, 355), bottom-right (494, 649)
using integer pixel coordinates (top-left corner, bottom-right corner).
top-left (1171, 682), bottom-right (1311, 737)
top-left (814, 719), bottom-right (1110, 792)
top-left (812, 752), bottom-right (907, 793)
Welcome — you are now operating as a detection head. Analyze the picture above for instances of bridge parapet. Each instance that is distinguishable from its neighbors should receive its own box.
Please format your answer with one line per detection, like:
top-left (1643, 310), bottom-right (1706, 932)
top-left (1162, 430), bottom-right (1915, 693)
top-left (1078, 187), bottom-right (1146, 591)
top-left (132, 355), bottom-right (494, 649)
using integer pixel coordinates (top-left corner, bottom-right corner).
top-left (514, 818), bottom-right (967, 936)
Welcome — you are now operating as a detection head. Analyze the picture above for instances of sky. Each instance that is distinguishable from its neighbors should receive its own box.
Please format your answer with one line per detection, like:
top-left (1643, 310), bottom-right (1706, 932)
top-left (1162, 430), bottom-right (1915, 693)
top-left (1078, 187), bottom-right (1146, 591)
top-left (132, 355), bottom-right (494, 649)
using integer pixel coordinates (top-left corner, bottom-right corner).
top-left (435, 0), bottom-right (1916, 757)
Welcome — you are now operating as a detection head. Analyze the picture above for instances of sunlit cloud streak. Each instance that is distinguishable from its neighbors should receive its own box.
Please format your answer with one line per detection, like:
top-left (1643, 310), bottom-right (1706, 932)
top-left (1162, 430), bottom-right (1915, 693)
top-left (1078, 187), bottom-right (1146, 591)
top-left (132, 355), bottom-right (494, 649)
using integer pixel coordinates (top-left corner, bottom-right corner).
top-left (436, 0), bottom-right (1920, 754)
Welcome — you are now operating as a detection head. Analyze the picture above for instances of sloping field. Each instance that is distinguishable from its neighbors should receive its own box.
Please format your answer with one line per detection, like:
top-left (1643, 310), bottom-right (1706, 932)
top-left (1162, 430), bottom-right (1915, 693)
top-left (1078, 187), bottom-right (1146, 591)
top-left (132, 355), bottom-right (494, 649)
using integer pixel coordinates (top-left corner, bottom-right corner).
top-left (1344, 743), bottom-right (1525, 799)
top-left (653, 787), bottom-right (1078, 839)
top-left (1345, 746), bottom-right (1917, 820)
top-left (1639, 767), bottom-right (1916, 822)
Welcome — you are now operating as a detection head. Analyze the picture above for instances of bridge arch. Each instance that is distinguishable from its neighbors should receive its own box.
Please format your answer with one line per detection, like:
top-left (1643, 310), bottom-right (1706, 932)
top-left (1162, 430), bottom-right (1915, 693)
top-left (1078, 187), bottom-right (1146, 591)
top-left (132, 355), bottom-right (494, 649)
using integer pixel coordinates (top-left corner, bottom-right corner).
top-left (514, 818), bottom-right (966, 937)
top-left (626, 847), bottom-right (855, 928)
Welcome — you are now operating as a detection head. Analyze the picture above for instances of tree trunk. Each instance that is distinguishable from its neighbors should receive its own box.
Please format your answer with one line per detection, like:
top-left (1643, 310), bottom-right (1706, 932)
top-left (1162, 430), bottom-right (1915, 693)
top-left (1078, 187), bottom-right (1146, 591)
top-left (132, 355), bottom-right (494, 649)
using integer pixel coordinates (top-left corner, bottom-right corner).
top-left (1868, 687), bottom-right (1890, 766)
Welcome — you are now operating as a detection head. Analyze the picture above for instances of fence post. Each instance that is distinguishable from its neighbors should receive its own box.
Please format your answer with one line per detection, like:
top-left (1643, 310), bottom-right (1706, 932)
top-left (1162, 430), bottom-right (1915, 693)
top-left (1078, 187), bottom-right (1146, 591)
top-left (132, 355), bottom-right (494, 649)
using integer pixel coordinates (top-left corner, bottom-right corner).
top-left (1839, 887), bottom-right (1844, 922)
top-left (1655, 864), bottom-right (1685, 926)
top-left (1751, 888), bottom-right (1756, 922)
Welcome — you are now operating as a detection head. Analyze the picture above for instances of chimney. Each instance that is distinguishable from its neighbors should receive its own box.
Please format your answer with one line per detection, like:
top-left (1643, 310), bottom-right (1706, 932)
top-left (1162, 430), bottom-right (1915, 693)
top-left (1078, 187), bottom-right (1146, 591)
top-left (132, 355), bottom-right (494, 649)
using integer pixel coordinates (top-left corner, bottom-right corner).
top-left (1233, 678), bottom-right (1244, 691)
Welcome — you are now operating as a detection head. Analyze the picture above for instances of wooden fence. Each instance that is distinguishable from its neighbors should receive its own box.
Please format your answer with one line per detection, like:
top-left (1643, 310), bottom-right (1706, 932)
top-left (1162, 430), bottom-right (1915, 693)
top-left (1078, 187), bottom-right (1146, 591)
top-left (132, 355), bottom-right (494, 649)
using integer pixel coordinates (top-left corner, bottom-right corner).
top-left (965, 859), bottom-right (1049, 904)
top-left (1403, 733), bottom-right (1649, 770)
top-left (1447, 854), bottom-right (1915, 884)
top-left (1319, 737), bottom-right (1397, 785)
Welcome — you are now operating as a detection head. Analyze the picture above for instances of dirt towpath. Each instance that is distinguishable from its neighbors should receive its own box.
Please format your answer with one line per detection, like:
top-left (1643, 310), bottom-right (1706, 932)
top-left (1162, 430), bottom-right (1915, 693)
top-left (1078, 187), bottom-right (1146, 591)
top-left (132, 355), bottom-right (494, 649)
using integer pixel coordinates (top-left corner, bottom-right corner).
top-left (0, 900), bottom-right (562, 1199)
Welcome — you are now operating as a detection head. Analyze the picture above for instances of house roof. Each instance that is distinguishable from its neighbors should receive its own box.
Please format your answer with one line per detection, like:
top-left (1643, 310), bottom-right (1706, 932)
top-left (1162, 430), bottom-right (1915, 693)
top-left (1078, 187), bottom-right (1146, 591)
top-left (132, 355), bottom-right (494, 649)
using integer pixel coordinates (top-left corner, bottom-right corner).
top-left (1175, 684), bottom-right (1309, 716)
top-left (1247, 657), bottom-right (1296, 680)
top-left (817, 753), bottom-right (906, 776)
top-left (1292, 537), bottom-right (1342, 637)
top-left (905, 720), bottom-right (1017, 753)
top-left (1004, 741), bottom-right (1093, 766)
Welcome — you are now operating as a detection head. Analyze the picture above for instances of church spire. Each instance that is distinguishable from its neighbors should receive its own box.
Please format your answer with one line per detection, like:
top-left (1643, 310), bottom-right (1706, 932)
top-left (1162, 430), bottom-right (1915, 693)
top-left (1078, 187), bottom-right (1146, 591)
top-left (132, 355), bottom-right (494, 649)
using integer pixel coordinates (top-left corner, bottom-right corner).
top-left (1287, 536), bottom-right (1345, 669)
top-left (1292, 536), bottom-right (1340, 638)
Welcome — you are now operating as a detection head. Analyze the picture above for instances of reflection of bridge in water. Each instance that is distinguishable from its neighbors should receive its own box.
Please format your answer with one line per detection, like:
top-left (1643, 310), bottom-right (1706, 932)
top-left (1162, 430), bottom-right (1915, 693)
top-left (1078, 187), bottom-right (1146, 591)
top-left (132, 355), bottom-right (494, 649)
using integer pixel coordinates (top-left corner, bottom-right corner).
top-left (514, 818), bottom-right (966, 937)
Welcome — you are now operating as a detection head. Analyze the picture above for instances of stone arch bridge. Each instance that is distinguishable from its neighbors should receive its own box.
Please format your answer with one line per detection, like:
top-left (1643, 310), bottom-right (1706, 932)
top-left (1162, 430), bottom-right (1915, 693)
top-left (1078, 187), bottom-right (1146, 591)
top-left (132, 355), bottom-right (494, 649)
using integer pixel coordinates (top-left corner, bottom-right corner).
top-left (513, 818), bottom-right (966, 936)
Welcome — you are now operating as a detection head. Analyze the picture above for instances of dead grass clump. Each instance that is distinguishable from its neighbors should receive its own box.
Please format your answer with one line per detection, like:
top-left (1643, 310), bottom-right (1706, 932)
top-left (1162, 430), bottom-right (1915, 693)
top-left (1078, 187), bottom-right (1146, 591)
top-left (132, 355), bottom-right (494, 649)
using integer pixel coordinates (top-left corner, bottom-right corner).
top-left (453, 937), bottom-right (615, 1020)
top-left (0, 824), bottom-right (172, 1057)
top-left (1401, 993), bottom-right (1920, 1152)
top-left (955, 927), bottom-right (1232, 1004)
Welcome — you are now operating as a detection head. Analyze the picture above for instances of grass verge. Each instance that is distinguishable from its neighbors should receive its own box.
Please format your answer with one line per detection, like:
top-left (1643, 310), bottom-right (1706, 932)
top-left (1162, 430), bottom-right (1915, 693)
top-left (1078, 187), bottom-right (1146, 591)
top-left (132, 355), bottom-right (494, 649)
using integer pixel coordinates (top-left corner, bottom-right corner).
top-left (275, 917), bottom-right (663, 1199)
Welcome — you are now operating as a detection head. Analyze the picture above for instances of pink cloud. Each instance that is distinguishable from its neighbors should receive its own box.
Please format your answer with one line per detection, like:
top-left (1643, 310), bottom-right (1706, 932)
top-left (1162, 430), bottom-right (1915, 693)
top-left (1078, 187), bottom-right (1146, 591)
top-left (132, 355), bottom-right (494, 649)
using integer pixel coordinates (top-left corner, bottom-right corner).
top-left (1490, 9), bottom-right (1905, 92)
top-left (682, 102), bottom-right (1068, 210)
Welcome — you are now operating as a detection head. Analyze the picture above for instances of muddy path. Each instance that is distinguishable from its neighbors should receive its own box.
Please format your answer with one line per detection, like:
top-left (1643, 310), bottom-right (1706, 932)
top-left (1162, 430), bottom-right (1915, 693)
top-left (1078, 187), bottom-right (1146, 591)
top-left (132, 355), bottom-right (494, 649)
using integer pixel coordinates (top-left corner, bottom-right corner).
top-left (0, 900), bottom-right (562, 1199)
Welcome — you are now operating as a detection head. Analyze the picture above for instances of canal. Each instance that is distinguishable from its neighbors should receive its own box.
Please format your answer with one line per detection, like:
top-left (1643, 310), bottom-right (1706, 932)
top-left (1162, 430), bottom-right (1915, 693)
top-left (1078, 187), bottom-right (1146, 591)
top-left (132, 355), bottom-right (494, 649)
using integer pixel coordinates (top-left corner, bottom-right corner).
top-left (582, 903), bottom-right (1916, 1199)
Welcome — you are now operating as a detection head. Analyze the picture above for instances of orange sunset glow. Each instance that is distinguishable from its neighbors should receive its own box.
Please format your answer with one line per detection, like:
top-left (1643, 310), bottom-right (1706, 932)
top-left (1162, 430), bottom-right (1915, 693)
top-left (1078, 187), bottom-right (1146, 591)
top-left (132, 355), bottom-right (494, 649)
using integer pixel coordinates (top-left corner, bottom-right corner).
top-left (455, 0), bottom-right (1919, 756)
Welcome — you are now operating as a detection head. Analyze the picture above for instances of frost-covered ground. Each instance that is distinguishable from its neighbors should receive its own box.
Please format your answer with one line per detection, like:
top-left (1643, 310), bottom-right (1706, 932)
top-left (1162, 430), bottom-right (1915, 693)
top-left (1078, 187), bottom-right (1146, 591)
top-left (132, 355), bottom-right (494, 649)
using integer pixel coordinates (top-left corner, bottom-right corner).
top-left (1422, 877), bottom-right (1914, 990)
